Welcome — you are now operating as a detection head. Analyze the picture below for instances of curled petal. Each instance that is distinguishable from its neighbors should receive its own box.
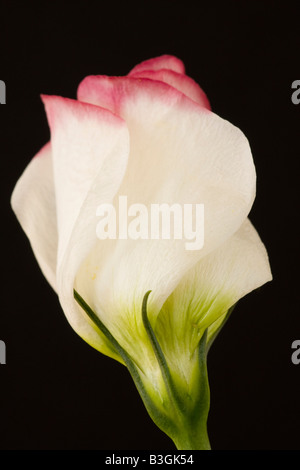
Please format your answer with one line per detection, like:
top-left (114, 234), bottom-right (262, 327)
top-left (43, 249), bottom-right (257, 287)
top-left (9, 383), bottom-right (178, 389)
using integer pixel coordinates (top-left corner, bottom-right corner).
top-left (128, 54), bottom-right (186, 75)
top-left (75, 77), bottom-right (256, 365)
top-left (41, 95), bottom-right (129, 262)
top-left (11, 143), bottom-right (57, 291)
top-left (128, 69), bottom-right (210, 109)
top-left (12, 95), bottom-right (131, 359)
top-left (155, 218), bottom-right (272, 387)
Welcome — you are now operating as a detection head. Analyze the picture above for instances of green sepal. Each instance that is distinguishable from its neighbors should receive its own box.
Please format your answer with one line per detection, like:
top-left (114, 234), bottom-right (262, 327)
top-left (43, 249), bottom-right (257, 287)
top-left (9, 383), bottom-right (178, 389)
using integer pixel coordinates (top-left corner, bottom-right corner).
top-left (74, 289), bottom-right (179, 440)
top-left (142, 290), bottom-right (185, 413)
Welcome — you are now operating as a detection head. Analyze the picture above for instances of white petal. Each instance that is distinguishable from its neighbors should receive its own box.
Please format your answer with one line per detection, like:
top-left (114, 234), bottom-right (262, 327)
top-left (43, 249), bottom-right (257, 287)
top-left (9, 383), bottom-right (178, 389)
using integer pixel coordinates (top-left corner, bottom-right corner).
top-left (155, 218), bottom-right (272, 379)
top-left (11, 143), bottom-right (57, 291)
top-left (41, 95), bottom-right (130, 359)
top-left (41, 95), bottom-right (129, 268)
top-left (75, 78), bottom-right (257, 360)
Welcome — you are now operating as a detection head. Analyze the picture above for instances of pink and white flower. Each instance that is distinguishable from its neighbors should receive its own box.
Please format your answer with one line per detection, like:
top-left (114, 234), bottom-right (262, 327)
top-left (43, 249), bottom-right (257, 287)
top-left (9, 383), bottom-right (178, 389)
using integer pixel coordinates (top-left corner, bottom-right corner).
top-left (11, 55), bottom-right (272, 449)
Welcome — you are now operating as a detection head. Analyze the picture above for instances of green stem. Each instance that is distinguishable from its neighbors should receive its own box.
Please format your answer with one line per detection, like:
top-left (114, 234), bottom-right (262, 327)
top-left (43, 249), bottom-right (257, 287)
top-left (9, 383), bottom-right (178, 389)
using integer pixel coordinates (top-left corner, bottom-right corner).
top-left (74, 289), bottom-right (211, 450)
top-left (172, 330), bottom-right (211, 450)
top-left (142, 292), bottom-right (211, 450)
top-left (173, 426), bottom-right (211, 450)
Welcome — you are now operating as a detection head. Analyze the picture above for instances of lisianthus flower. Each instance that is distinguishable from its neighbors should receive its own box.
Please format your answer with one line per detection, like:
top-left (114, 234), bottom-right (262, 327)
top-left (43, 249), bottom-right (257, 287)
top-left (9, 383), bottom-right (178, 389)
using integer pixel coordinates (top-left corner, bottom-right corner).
top-left (11, 55), bottom-right (272, 449)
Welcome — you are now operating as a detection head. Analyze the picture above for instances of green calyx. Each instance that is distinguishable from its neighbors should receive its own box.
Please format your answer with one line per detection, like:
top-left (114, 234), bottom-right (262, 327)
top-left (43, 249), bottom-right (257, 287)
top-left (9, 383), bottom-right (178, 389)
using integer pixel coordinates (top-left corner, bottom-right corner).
top-left (74, 289), bottom-right (212, 450)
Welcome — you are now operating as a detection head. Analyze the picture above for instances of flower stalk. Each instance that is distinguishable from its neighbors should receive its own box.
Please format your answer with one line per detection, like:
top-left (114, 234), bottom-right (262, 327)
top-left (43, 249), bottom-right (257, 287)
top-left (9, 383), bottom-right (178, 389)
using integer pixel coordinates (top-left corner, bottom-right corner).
top-left (74, 289), bottom-right (211, 450)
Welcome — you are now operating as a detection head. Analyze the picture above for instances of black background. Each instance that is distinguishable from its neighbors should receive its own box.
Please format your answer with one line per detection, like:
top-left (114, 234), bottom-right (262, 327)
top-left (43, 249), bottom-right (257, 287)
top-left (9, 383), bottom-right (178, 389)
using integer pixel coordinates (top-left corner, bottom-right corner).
top-left (1, 1), bottom-right (299, 451)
